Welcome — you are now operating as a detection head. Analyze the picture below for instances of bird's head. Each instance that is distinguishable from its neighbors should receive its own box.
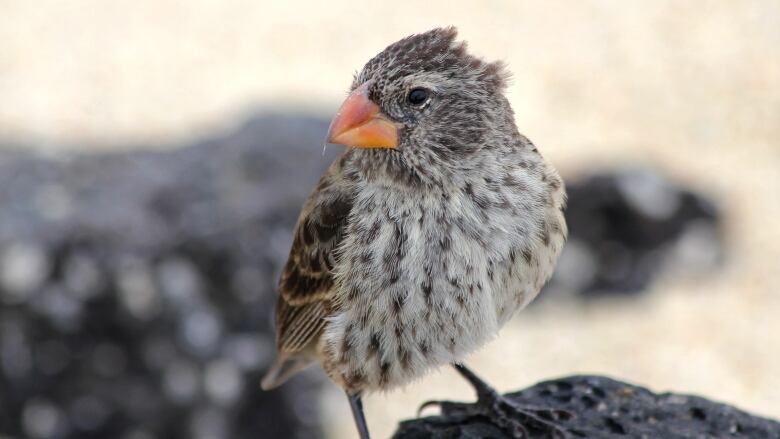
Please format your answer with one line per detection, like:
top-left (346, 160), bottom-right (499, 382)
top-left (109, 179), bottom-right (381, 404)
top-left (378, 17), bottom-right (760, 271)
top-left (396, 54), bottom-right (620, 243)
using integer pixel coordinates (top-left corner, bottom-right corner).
top-left (327, 27), bottom-right (518, 185)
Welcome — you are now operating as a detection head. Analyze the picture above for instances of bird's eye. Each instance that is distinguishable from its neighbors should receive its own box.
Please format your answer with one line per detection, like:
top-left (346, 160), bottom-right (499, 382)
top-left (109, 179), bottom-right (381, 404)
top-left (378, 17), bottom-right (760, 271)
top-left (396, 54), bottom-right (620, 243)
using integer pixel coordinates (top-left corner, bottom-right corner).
top-left (407, 88), bottom-right (429, 106)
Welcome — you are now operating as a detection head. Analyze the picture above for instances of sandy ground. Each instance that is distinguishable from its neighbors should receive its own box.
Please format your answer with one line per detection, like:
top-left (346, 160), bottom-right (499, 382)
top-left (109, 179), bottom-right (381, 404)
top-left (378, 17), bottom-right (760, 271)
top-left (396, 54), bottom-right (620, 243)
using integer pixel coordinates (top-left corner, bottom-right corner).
top-left (2, 1), bottom-right (779, 438)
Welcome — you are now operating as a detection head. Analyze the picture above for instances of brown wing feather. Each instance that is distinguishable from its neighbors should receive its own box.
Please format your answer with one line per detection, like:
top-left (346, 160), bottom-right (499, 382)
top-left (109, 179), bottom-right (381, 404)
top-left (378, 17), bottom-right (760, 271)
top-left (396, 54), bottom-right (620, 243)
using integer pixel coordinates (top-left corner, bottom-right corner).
top-left (274, 160), bottom-right (352, 354)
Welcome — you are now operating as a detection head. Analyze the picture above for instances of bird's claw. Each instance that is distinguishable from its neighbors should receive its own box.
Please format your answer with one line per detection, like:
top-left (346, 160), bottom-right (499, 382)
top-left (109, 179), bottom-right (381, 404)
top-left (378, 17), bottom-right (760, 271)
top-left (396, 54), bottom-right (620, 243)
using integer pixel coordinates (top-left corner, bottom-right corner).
top-left (489, 395), bottom-right (573, 439)
top-left (418, 394), bottom-right (573, 438)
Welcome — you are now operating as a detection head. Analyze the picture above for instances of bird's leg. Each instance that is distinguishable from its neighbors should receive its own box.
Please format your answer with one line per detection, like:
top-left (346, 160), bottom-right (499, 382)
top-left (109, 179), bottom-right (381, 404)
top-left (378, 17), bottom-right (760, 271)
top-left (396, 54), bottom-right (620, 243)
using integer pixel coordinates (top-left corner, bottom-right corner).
top-left (347, 391), bottom-right (371, 439)
top-left (418, 364), bottom-right (572, 438)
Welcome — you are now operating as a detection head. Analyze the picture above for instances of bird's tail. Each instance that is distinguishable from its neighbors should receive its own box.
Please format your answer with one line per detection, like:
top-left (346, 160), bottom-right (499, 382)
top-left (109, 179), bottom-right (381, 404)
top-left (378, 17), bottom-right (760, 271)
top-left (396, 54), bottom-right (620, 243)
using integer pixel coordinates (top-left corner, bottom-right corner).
top-left (260, 354), bottom-right (315, 390)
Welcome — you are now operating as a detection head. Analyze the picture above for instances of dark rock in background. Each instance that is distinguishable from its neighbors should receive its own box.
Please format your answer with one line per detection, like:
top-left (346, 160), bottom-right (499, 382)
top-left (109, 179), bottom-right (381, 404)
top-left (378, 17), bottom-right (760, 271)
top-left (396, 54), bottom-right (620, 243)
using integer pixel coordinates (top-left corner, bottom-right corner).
top-left (548, 169), bottom-right (723, 297)
top-left (393, 375), bottom-right (780, 439)
top-left (0, 114), bottom-right (725, 438)
top-left (0, 114), bottom-right (341, 439)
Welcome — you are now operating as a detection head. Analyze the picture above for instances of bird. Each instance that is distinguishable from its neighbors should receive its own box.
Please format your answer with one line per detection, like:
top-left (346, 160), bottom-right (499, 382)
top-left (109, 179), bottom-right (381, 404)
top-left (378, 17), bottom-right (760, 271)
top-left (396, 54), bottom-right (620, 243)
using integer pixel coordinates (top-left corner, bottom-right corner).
top-left (261, 27), bottom-right (568, 439)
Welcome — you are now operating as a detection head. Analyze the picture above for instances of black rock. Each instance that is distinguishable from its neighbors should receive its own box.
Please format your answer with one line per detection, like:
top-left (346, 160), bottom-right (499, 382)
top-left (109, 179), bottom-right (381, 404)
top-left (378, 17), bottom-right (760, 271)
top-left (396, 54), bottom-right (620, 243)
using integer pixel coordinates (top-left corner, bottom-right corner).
top-left (548, 169), bottom-right (724, 297)
top-left (0, 114), bottom-right (340, 439)
top-left (393, 375), bottom-right (780, 439)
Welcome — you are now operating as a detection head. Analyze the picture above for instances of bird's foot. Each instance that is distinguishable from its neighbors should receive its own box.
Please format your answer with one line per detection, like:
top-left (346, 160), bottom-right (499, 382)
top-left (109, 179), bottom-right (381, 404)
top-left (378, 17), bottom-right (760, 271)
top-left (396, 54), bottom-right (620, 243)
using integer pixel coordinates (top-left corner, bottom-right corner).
top-left (418, 393), bottom-right (572, 439)
top-left (417, 364), bottom-right (573, 438)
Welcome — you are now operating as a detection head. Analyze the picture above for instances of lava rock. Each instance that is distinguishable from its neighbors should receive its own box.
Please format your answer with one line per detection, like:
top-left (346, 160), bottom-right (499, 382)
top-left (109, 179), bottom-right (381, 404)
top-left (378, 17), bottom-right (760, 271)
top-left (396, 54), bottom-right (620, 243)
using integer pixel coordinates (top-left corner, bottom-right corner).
top-left (548, 169), bottom-right (723, 296)
top-left (393, 375), bottom-right (780, 439)
top-left (0, 114), bottom-right (340, 439)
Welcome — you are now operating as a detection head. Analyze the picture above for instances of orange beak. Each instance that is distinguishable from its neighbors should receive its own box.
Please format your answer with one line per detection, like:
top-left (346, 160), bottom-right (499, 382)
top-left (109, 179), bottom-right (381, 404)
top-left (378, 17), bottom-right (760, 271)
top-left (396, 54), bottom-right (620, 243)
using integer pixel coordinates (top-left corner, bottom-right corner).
top-left (327, 83), bottom-right (399, 148)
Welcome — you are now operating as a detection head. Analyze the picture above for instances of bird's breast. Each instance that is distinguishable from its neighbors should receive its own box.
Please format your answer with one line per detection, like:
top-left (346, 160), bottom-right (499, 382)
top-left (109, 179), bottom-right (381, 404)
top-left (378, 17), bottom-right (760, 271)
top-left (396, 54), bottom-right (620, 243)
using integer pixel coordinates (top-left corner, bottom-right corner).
top-left (320, 176), bottom-right (563, 392)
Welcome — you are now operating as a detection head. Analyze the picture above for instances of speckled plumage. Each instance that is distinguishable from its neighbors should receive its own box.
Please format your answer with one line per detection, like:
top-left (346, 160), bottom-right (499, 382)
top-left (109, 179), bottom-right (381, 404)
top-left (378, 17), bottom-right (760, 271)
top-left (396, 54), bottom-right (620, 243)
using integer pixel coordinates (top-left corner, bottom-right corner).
top-left (262, 27), bottom-right (567, 396)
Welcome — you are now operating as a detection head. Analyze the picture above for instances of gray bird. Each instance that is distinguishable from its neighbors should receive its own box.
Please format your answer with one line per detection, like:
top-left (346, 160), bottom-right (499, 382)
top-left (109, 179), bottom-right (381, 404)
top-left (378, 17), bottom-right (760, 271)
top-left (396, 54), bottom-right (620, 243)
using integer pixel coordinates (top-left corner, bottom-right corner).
top-left (261, 27), bottom-right (568, 438)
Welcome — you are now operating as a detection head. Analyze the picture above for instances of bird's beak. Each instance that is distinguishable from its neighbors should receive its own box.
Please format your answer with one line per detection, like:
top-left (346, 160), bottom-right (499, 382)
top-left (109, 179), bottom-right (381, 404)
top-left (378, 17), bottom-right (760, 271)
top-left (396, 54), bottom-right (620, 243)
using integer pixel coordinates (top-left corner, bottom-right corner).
top-left (327, 83), bottom-right (399, 149)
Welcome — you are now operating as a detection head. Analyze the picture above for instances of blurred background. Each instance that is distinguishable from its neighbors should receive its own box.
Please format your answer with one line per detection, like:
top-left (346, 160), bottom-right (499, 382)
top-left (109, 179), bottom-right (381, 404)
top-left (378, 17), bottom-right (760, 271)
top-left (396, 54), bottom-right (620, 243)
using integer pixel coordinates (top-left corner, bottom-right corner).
top-left (1, 1), bottom-right (778, 438)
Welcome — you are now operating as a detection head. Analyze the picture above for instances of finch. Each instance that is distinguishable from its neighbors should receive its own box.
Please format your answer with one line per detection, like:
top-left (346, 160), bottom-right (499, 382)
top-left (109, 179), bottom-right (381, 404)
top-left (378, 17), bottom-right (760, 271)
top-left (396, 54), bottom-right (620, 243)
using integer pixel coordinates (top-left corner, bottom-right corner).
top-left (262, 27), bottom-right (567, 439)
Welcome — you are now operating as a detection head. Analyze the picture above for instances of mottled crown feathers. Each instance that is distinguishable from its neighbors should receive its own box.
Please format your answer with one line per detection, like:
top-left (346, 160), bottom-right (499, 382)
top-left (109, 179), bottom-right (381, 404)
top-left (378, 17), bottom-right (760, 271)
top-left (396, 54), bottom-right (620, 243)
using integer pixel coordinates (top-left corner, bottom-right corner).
top-left (355, 27), bottom-right (511, 91)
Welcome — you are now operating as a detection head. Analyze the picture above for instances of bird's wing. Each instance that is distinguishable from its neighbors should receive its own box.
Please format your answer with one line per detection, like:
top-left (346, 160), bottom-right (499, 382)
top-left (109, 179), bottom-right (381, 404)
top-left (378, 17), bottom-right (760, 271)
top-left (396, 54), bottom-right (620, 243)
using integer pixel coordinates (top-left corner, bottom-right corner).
top-left (274, 159), bottom-right (353, 354)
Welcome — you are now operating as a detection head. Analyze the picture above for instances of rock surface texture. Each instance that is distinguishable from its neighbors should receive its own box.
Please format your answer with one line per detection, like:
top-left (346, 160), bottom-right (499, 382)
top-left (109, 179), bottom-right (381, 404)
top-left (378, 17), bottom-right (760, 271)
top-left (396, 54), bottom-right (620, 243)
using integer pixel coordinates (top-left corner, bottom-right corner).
top-left (0, 115), bottom-right (339, 439)
top-left (549, 170), bottom-right (722, 297)
top-left (393, 375), bottom-right (780, 439)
